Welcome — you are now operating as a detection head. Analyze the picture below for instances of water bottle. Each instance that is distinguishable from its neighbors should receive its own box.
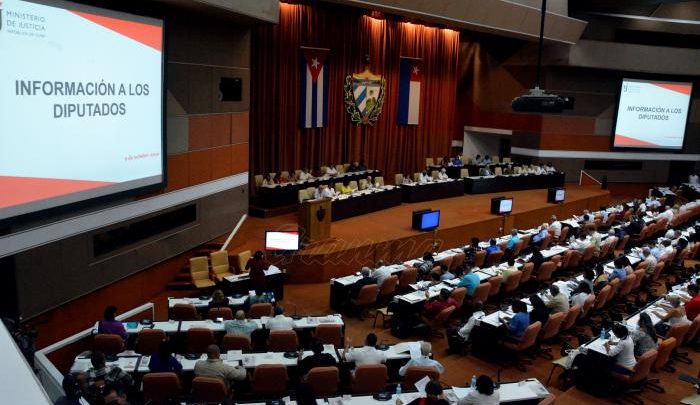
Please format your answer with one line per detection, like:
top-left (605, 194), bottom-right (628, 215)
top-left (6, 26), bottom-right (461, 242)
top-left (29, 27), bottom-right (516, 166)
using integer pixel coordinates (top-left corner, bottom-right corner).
top-left (470, 375), bottom-right (477, 389)
top-left (395, 384), bottom-right (402, 397)
top-left (599, 328), bottom-right (606, 340)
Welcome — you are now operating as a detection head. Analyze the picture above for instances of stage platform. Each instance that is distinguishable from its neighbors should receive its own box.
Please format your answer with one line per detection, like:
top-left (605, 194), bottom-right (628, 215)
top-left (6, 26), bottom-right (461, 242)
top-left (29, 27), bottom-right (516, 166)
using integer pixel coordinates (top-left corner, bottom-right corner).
top-left (223, 184), bottom-right (610, 283)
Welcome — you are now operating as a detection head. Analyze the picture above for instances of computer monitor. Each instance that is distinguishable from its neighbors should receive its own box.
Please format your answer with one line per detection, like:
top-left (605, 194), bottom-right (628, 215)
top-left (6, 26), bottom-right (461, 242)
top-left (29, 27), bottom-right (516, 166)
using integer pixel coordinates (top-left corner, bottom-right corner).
top-left (265, 231), bottom-right (300, 251)
top-left (412, 209), bottom-right (440, 231)
top-left (548, 187), bottom-right (566, 203)
top-left (491, 197), bottom-right (513, 215)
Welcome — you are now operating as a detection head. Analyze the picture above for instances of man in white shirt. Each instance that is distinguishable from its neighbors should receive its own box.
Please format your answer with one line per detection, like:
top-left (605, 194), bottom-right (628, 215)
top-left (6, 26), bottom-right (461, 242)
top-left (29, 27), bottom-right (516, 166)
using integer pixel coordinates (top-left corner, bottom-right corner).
top-left (398, 342), bottom-right (444, 376)
top-left (605, 324), bottom-right (637, 372)
top-left (370, 260), bottom-right (392, 285)
top-left (656, 206), bottom-right (674, 223)
top-left (419, 171), bottom-right (431, 184)
top-left (457, 302), bottom-right (485, 341)
top-left (437, 168), bottom-right (449, 180)
top-left (689, 173), bottom-right (699, 185)
top-left (549, 215), bottom-right (562, 239)
top-left (313, 184), bottom-right (335, 199)
top-left (266, 311), bottom-right (295, 331)
top-left (325, 165), bottom-right (338, 176)
top-left (570, 234), bottom-right (591, 253)
top-left (545, 162), bottom-right (556, 172)
top-left (298, 169), bottom-right (314, 181)
top-left (640, 247), bottom-right (657, 277)
top-left (342, 333), bottom-right (386, 369)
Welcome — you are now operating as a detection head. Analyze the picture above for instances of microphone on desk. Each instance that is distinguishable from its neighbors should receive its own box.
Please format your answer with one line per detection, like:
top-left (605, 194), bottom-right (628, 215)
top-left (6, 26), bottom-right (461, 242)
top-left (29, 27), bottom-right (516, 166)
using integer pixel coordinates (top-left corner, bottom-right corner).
top-left (496, 368), bottom-right (501, 388)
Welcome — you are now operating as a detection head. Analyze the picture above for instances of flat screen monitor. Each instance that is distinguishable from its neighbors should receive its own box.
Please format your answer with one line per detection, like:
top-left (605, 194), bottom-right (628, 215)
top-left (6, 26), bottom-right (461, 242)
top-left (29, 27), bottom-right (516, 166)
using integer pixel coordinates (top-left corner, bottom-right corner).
top-left (491, 196), bottom-right (513, 215)
top-left (420, 210), bottom-right (440, 231)
top-left (548, 187), bottom-right (565, 203)
top-left (612, 78), bottom-right (693, 151)
top-left (0, 0), bottom-right (165, 222)
top-left (265, 231), bottom-right (299, 251)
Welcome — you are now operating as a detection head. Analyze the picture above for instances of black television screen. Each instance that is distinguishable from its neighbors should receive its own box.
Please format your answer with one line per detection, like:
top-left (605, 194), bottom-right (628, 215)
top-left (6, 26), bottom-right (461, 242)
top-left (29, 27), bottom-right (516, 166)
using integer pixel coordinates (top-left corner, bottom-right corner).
top-left (265, 231), bottom-right (299, 251)
top-left (412, 209), bottom-right (440, 231)
top-left (548, 187), bottom-right (565, 203)
top-left (420, 210), bottom-right (440, 231)
top-left (491, 196), bottom-right (513, 215)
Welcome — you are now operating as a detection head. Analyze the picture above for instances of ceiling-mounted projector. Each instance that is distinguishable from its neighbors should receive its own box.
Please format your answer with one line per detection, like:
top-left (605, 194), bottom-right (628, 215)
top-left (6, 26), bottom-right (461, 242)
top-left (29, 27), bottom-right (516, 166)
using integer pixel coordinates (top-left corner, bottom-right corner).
top-left (512, 86), bottom-right (573, 113)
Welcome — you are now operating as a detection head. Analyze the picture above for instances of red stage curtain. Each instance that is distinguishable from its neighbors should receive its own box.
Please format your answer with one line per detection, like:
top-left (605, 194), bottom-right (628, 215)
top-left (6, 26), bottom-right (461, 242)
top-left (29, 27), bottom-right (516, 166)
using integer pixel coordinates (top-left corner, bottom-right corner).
top-left (250, 2), bottom-right (460, 179)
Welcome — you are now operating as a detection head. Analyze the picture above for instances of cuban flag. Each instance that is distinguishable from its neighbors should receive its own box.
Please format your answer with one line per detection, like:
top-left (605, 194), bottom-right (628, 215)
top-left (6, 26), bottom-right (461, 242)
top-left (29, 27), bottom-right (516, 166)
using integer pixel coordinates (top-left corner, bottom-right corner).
top-left (397, 57), bottom-right (422, 125)
top-left (300, 47), bottom-right (330, 128)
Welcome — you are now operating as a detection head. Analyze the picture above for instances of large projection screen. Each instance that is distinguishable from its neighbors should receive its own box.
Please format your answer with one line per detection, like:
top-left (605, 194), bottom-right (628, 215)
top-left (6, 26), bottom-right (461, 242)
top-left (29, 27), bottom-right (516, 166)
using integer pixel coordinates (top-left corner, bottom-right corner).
top-left (0, 0), bottom-right (165, 221)
top-left (612, 78), bottom-right (693, 151)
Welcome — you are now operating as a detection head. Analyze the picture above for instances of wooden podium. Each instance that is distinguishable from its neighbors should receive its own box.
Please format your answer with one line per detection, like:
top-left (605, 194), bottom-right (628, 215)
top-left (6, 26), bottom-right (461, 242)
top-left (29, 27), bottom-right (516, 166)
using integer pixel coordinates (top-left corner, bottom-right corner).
top-left (299, 198), bottom-right (331, 244)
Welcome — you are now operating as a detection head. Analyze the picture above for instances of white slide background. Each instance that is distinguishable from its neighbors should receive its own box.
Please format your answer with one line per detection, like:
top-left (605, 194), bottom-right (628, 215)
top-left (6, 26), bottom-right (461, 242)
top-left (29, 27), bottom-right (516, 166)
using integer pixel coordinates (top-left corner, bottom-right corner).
top-left (0, 0), bottom-right (163, 182)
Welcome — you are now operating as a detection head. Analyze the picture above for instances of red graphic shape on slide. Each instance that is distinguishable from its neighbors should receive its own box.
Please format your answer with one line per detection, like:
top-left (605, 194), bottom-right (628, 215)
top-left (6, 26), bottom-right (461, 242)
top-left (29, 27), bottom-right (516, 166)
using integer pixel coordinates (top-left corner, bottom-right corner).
top-left (615, 134), bottom-right (657, 147)
top-left (0, 176), bottom-right (114, 209)
top-left (70, 11), bottom-right (162, 51)
top-left (651, 82), bottom-right (692, 96)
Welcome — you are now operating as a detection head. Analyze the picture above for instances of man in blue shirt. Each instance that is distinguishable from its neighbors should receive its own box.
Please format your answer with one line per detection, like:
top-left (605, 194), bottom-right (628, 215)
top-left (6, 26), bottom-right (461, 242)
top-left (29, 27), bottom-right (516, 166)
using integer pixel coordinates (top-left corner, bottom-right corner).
top-left (608, 257), bottom-right (629, 283)
top-left (505, 229), bottom-right (520, 255)
top-left (501, 300), bottom-right (529, 339)
top-left (458, 266), bottom-right (481, 295)
top-left (531, 224), bottom-right (549, 245)
top-left (485, 239), bottom-right (500, 255)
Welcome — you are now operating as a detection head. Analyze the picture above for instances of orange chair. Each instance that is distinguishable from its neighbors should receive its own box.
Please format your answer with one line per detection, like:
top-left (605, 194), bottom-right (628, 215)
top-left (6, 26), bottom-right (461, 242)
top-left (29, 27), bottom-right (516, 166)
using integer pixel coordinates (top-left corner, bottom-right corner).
top-left (440, 255), bottom-right (454, 270)
top-left (425, 306), bottom-right (456, 339)
top-left (485, 250), bottom-right (504, 267)
top-left (606, 278), bottom-right (621, 305)
top-left (451, 252), bottom-right (466, 270)
top-left (185, 328), bottom-right (215, 353)
top-left (172, 303), bottom-right (199, 321)
top-left (487, 276), bottom-right (503, 299)
top-left (192, 376), bottom-right (227, 403)
top-left (592, 285), bottom-right (611, 313)
top-left (222, 334), bottom-right (252, 352)
top-left (398, 268), bottom-right (418, 291)
top-left (557, 226), bottom-right (569, 243)
top-left (566, 250), bottom-right (583, 271)
top-left (500, 270), bottom-right (522, 297)
top-left (559, 304), bottom-right (581, 334)
top-left (351, 364), bottom-right (388, 394)
top-left (402, 365), bottom-right (440, 390)
top-left (268, 330), bottom-right (298, 352)
top-left (142, 372), bottom-right (181, 405)
top-left (581, 245), bottom-right (596, 265)
top-left (653, 337), bottom-right (677, 373)
top-left (450, 287), bottom-right (467, 309)
top-left (190, 256), bottom-right (215, 290)
top-left (616, 274), bottom-right (636, 298)
top-left (307, 366), bottom-right (340, 396)
top-left (684, 314), bottom-right (700, 346)
top-left (631, 269), bottom-right (646, 291)
top-left (248, 303), bottom-right (274, 318)
top-left (251, 364), bottom-right (288, 396)
top-left (379, 275), bottom-right (399, 300)
top-left (471, 282), bottom-right (490, 304)
top-left (666, 322), bottom-right (691, 364)
top-left (537, 312), bottom-right (565, 359)
top-left (537, 262), bottom-right (556, 287)
top-left (611, 349), bottom-right (659, 401)
top-left (313, 323), bottom-right (343, 347)
top-left (351, 284), bottom-right (379, 319)
top-left (207, 307), bottom-right (233, 320)
top-left (501, 321), bottom-right (542, 371)
top-left (94, 334), bottom-right (124, 356)
top-left (519, 263), bottom-right (534, 287)
top-left (579, 293), bottom-right (596, 320)
top-left (473, 251), bottom-right (486, 268)
top-left (136, 329), bottom-right (166, 355)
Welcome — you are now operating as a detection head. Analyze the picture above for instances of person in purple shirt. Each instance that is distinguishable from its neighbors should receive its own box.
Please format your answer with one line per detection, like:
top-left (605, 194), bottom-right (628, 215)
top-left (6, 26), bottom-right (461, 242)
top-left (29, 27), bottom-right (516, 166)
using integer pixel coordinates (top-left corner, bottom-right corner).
top-left (97, 306), bottom-right (128, 341)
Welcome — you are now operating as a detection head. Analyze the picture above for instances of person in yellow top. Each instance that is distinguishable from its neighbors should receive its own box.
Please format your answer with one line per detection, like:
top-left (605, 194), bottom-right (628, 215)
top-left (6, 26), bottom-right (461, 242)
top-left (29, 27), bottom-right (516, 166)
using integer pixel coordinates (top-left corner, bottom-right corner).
top-left (499, 257), bottom-right (519, 282)
top-left (339, 180), bottom-right (355, 195)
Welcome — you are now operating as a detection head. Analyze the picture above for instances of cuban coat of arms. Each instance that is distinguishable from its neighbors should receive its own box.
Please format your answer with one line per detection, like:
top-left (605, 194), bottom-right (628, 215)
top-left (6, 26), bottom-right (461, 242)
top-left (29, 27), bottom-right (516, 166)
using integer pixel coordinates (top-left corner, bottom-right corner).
top-left (344, 68), bottom-right (386, 126)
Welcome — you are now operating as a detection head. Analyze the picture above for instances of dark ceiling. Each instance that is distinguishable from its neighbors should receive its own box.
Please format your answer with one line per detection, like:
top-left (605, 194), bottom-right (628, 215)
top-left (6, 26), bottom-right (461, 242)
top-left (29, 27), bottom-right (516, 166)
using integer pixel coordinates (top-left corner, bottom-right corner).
top-left (569, 0), bottom-right (700, 21)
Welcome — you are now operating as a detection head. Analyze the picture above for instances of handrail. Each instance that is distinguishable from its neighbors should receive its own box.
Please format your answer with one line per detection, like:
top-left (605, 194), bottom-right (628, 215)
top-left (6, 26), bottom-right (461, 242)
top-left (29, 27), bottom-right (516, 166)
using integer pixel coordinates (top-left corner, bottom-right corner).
top-left (35, 303), bottom-right (154, 402)
top-left (221, 214), bottom-right (248, 252)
